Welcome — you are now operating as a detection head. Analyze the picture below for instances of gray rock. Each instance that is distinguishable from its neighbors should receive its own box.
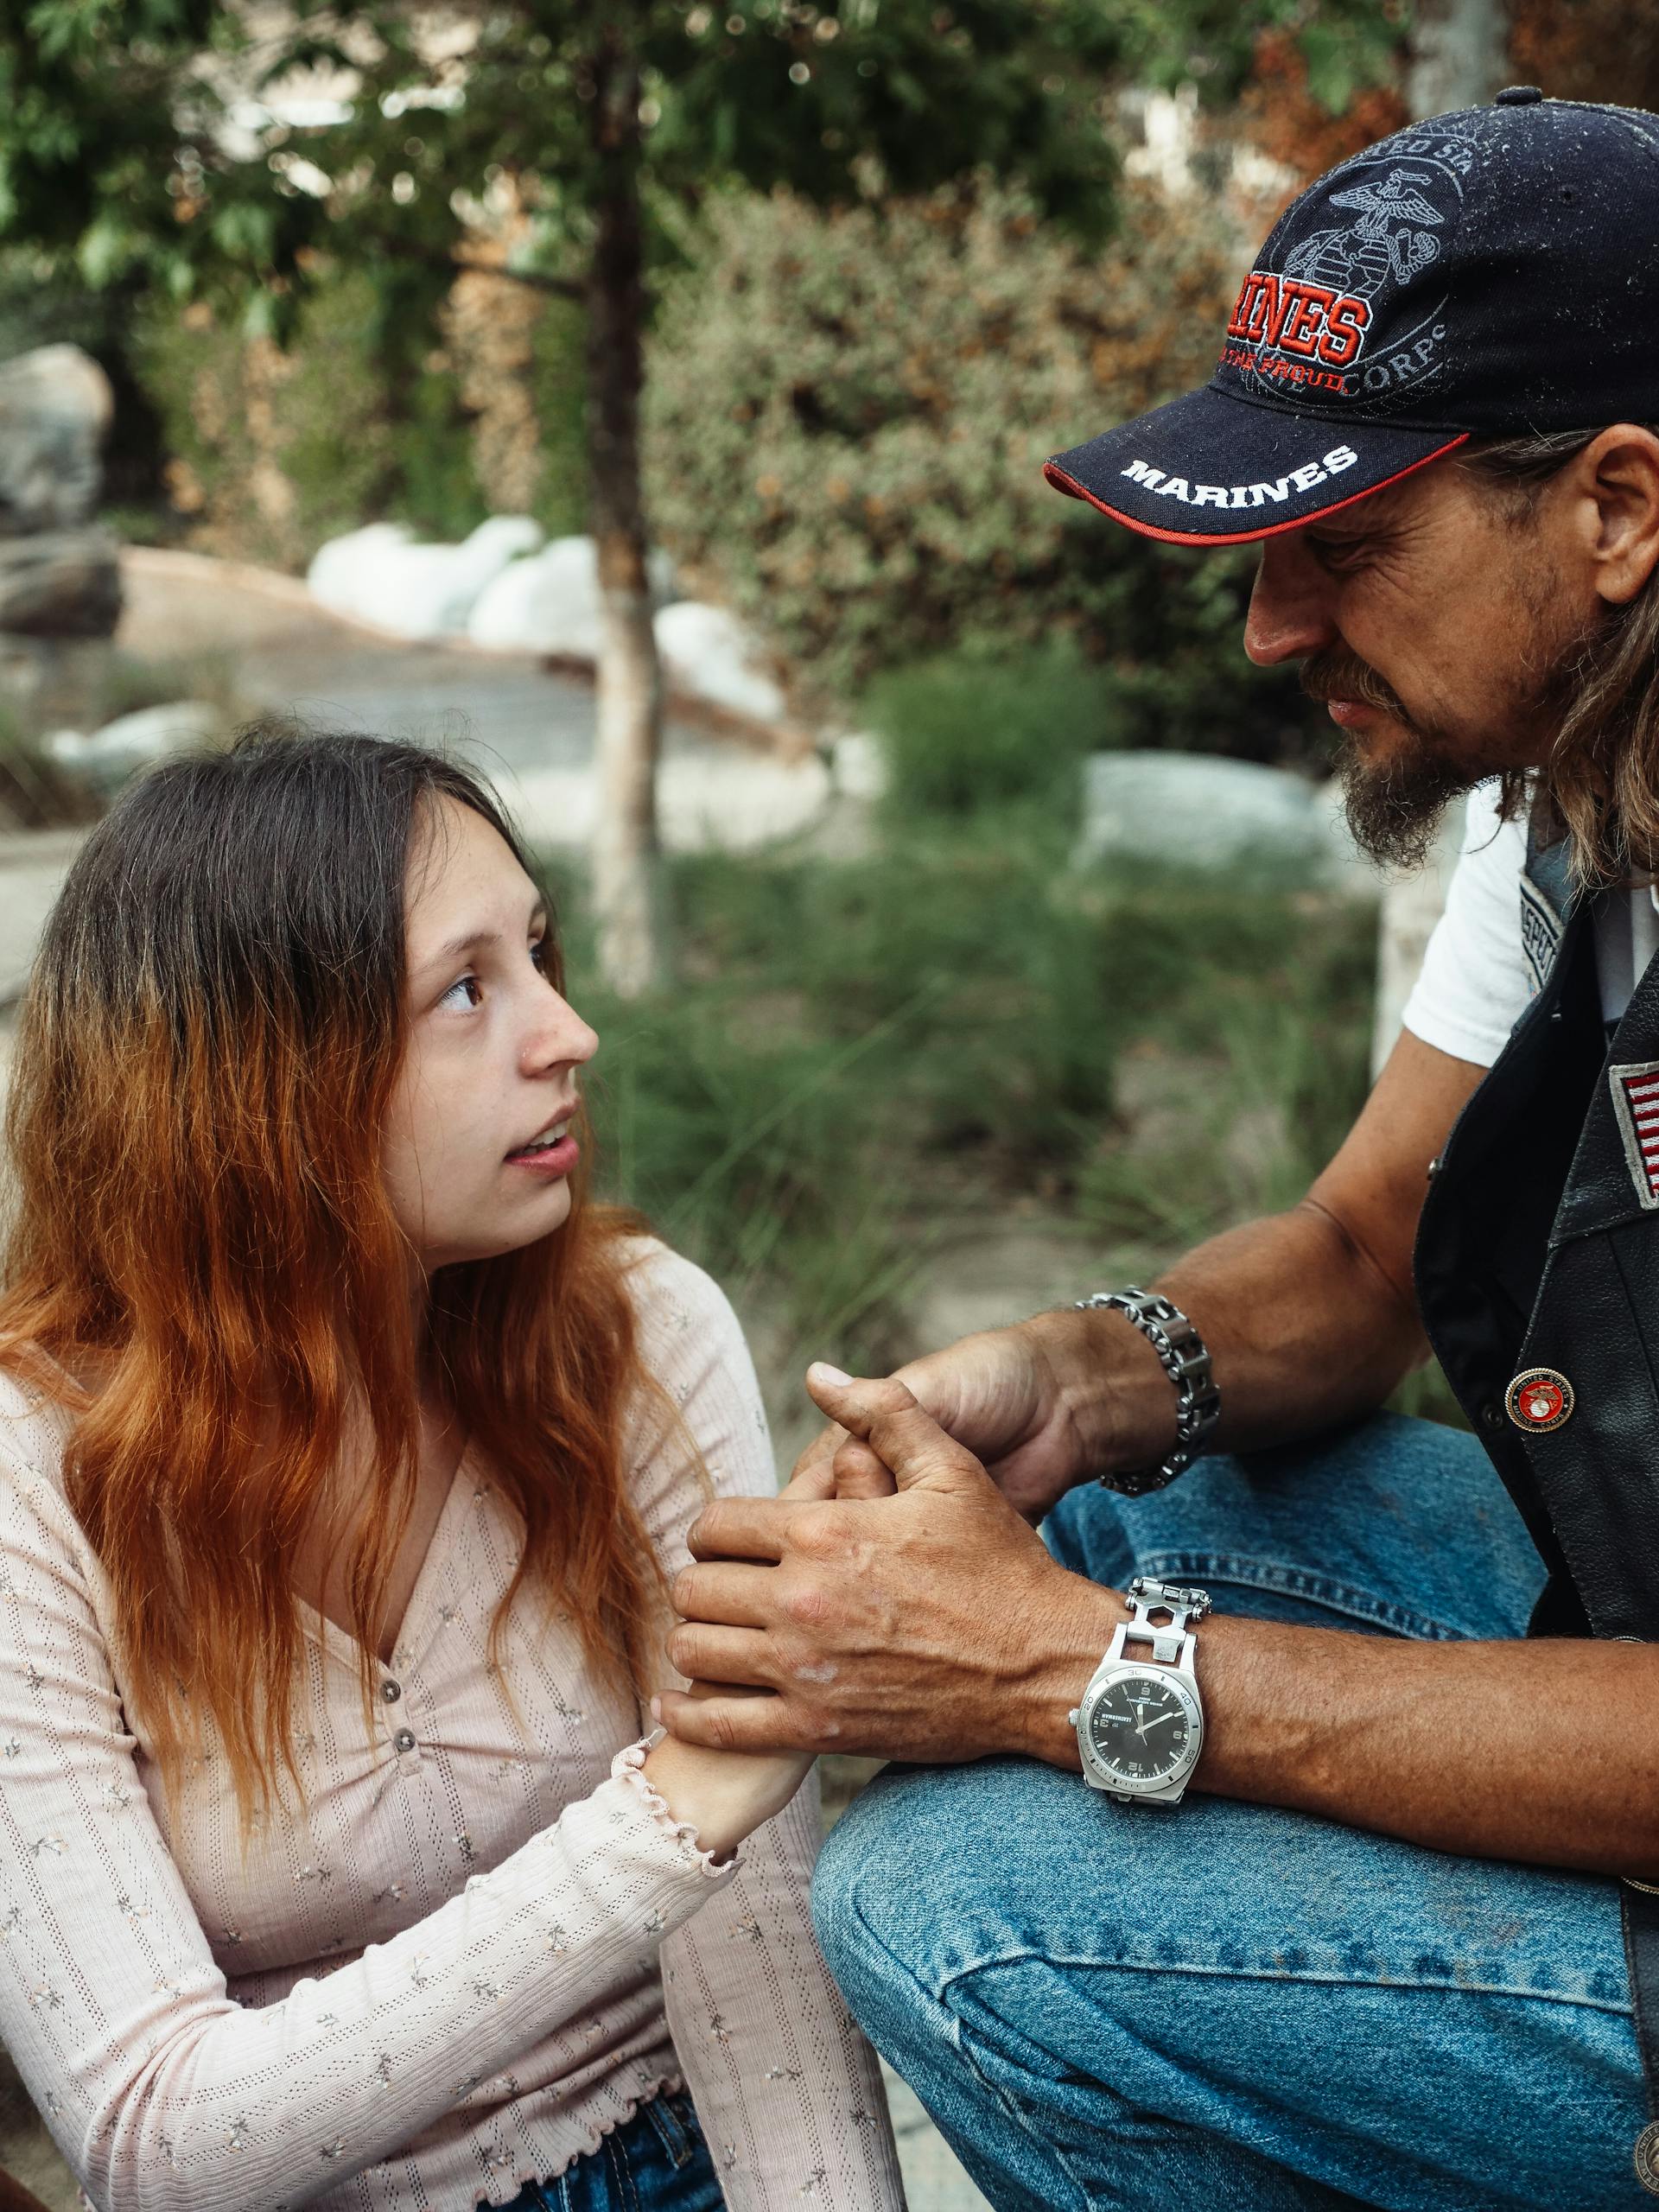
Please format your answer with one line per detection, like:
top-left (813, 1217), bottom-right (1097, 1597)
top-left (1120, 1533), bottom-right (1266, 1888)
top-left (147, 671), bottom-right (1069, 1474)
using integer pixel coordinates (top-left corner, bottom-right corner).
top-left (0, 345), bottom-right (114, 537)
top-left (0, 529), bottom-right (121, 638)
top-left (1075, 751), bottom-right (1378, 893)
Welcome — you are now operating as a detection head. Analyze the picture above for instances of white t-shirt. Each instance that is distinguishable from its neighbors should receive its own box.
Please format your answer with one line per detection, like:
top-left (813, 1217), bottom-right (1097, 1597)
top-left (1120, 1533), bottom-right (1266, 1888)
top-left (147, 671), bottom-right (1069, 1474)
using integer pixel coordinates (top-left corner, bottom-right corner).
top-left (1401, 779), bottom-right (1659, 1066)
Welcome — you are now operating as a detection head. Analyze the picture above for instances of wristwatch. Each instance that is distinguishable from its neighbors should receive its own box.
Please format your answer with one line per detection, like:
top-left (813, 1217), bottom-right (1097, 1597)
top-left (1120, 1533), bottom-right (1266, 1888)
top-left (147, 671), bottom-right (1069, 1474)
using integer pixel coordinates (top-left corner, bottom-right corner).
top-left (1069, 1577), bottom-right (1210, 1805)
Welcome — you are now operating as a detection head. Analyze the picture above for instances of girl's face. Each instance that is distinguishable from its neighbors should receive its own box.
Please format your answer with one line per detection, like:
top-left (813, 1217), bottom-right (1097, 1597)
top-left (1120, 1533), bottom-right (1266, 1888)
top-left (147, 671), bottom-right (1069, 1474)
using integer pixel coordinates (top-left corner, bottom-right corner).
top-left (382, 797), bottom-right (598, 1276)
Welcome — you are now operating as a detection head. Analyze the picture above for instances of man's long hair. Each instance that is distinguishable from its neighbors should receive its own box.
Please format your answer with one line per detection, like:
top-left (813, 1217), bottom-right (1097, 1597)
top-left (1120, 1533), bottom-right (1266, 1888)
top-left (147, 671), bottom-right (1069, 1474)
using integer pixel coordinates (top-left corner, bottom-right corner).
top-left (0, 724), bottom-right (668, 1832)
top-left (1469, 425), bottom-right (1659, 885)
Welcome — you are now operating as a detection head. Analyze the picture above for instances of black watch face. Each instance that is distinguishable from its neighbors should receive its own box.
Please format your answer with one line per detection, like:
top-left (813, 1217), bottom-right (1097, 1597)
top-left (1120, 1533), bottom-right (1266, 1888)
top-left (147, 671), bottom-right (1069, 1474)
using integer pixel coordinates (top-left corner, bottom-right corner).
top-left (1086, 1669), bottom-right (1196, 1787)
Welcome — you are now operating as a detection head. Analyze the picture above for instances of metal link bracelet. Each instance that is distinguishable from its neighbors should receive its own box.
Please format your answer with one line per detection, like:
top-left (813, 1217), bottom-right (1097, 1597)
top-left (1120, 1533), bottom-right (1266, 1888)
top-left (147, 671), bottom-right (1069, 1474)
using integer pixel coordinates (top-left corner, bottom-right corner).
top-left (1075, 1288), bottom-right (1221, 1497)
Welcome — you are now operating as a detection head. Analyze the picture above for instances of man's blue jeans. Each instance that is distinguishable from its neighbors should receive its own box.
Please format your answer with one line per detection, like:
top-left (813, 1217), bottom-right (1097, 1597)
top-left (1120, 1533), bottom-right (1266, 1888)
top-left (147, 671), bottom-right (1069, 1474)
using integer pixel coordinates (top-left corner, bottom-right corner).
top-left (811, 1413), bottom-right (1650, 2210)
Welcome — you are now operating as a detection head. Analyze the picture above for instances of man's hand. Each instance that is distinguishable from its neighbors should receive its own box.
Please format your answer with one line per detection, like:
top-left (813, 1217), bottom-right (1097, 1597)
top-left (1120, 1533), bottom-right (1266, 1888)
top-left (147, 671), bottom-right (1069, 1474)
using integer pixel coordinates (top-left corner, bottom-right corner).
top-left (657, 1365), bottom-right (1123, 1765)
top-left (782, 1035), bottom-right (1487, 1517)
top-left (786, 1318), bottom-right (1160, 1520)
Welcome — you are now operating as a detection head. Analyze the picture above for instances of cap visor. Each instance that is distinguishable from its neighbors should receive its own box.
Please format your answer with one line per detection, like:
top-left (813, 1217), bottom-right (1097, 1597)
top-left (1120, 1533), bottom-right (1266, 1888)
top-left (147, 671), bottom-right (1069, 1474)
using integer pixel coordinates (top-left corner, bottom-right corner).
top-left (1045, 385), bottom-right (1466, 545)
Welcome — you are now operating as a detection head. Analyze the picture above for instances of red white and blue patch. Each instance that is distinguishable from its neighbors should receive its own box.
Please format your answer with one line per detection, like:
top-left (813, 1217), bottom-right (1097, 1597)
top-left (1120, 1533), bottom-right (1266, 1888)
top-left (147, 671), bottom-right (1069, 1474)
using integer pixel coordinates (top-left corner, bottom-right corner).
top-left (1611, 1060), bottom-right (1659, 1209)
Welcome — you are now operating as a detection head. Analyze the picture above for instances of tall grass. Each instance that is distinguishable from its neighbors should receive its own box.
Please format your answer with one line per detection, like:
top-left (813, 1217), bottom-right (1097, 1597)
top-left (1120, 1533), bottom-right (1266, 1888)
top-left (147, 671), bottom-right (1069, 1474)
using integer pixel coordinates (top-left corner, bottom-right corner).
top-left (531, 641), bottom-right (1443, 1442)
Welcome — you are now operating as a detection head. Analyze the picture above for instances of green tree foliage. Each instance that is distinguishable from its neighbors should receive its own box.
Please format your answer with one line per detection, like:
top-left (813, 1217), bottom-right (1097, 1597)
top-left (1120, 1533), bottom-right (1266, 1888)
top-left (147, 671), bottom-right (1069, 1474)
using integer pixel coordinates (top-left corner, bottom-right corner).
top-left (1, 0), bottom-right (1406, 426)
top-left (130, 275), bottom-right (396, 569)
top-left (124, 267), bottom-right (590, 562)
top-left (645, 180), bottom-right (1310, 756)
top-left (1, 1), bottom-right (1132, 322)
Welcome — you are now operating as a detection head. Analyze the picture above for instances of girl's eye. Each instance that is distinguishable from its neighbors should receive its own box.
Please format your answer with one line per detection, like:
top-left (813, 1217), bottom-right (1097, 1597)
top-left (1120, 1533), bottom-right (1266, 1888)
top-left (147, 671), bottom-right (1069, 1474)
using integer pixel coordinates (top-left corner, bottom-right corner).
top-left (435, 938), bottom-right (549, 1013)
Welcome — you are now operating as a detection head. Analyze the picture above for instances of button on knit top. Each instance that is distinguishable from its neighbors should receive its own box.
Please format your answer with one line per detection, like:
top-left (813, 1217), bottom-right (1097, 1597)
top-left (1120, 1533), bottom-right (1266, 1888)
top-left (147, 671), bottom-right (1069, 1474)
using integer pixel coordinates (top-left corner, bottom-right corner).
top-left (0, 1242), bottom-right (905, 2211)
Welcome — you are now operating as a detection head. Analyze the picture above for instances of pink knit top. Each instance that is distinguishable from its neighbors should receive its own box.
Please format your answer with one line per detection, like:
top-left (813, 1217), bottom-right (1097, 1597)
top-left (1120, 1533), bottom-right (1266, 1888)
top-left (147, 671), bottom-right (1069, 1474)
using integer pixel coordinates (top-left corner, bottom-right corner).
top-left (0, 1243), bottom-right (905, 2211)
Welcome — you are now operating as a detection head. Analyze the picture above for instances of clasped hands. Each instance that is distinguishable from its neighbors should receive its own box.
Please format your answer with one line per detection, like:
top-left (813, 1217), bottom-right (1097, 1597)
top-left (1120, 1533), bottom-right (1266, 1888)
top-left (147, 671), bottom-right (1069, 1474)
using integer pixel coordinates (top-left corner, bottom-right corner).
top-left (656, 1362), bottom-right (1122, 1771)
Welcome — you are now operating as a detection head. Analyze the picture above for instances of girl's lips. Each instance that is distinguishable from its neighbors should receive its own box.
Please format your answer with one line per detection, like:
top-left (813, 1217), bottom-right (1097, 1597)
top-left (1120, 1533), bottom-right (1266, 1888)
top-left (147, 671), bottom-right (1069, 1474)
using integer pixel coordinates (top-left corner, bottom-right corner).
top-left (505, 1135), bottom-right (580, 1177)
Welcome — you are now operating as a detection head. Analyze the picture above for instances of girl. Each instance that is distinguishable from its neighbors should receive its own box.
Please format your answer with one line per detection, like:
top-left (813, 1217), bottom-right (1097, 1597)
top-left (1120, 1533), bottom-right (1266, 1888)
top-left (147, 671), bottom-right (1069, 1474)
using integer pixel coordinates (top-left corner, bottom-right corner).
top-left (0, 726), bottom-right (904, 2212)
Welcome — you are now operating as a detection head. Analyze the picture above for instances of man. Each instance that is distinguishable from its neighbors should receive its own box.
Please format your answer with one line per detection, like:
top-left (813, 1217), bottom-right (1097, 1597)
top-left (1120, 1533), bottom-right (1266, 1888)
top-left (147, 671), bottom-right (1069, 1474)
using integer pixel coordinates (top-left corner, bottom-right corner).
top-left (658, 91), bottom-right (1659, 2210)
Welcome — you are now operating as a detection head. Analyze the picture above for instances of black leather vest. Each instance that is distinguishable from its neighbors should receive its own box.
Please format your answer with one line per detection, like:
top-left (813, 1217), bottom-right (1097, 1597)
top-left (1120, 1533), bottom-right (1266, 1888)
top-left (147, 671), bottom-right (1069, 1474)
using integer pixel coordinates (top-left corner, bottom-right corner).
top-left (1414, 831), bottom-right (1659, 2186)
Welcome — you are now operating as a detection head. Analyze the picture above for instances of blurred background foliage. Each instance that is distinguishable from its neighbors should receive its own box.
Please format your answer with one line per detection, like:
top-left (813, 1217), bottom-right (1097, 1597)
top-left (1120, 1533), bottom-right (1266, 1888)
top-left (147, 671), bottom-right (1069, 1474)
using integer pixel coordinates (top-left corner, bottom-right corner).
top-left (0, 0), bottom-right (1424, 772)
top-left (643, 176), bottom-right (1309, 757)
top-left (549, 671), bottom-right (1377, 1415)
top-left (122, 266), bottom-right (592, 567)
top-left (0, 159), bottom-right (1320, 761)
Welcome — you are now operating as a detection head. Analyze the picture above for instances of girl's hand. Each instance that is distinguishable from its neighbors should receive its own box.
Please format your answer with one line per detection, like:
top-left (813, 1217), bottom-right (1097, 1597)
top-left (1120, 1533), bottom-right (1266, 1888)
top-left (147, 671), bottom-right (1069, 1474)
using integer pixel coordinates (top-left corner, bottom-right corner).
top-left (641, 1683), bottom-right (814, 1861)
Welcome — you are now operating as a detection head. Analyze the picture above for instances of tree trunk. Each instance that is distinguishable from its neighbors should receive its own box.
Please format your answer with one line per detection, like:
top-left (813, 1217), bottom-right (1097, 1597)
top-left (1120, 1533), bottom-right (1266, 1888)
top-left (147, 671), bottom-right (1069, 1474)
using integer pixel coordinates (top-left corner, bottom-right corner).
top-left (1407, 0), bottom-right (1509, 118)
top-left (586, 41), bottom-right (667, 1000)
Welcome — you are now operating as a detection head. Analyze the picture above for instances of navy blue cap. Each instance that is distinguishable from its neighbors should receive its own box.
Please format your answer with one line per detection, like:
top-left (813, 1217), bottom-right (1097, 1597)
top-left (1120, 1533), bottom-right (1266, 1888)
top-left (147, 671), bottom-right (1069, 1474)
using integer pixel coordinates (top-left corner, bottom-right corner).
top-left (1046, 92), bottom-right (1659, 543)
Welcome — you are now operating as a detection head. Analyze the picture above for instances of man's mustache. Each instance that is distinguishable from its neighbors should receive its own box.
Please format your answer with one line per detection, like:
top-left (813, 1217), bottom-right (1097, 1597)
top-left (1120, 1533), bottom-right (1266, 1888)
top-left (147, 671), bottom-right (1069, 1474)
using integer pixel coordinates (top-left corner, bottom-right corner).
top-left (1299, 649), bottom-right (1411, 721)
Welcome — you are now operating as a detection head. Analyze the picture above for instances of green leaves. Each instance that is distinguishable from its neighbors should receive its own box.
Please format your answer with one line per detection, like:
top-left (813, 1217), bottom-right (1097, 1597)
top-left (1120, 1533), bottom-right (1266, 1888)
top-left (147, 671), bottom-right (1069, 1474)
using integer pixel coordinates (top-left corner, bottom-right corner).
top-left (0, 0), bottom-right (1409, 334)
top-left (1115, 0), bottom-right (1403, 106)
top-left (74, 212), bottom-right (137, 288)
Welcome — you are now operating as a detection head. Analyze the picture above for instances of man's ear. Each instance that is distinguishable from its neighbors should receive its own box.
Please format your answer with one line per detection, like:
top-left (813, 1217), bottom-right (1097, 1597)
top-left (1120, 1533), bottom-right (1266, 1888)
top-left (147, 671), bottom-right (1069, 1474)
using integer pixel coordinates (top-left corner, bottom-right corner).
top-left (1580, 423), bottom-right (1659, 608)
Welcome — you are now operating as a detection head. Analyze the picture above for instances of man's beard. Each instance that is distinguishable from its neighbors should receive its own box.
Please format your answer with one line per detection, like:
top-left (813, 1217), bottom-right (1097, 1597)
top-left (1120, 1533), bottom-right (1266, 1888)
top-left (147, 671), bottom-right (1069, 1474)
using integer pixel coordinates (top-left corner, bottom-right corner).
top-left (1300, 647), bottom-right (1478, 869)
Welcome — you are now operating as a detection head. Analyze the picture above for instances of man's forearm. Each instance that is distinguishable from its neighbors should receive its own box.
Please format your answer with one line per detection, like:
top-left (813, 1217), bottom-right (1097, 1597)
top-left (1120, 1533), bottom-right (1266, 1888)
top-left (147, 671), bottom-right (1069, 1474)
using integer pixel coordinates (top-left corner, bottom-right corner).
top-left (1035, 1198), bottom-right (1429, 1484)
top-left (671, 1369), bottom-right (1655, 1884)
top-left (1020, 1574), bottom-right (1659, 1881)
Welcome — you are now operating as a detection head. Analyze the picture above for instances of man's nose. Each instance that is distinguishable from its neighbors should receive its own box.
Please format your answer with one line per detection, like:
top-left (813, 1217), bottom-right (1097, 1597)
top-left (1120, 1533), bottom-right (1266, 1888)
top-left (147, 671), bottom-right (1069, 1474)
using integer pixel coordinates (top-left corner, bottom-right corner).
top-left (1243, 537), bottom-right (1338, 667)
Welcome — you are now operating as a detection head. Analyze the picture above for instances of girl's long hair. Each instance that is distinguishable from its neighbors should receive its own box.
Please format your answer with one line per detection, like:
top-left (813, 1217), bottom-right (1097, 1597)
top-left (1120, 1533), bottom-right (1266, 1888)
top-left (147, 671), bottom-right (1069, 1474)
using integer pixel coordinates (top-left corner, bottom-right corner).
top-left (1466, 424), bottom-right (1659, 886)
top-left (0, 724), bottom-right (667, 1829)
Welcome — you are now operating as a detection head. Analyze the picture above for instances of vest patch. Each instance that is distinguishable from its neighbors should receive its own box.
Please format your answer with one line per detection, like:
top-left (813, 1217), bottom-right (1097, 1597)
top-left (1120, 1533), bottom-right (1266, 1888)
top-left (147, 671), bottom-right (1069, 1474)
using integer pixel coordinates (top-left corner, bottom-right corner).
top-left (1519, 874), bottom-right (1563, 996)
top-left (1609, 1059), bottom-right (1659, 1210)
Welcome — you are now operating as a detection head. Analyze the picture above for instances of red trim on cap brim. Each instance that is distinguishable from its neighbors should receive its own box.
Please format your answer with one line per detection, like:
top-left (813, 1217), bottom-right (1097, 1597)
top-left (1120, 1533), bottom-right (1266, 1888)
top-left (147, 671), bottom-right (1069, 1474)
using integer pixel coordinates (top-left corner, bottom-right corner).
top-left (1042, 433), bottom-right (1469, 546)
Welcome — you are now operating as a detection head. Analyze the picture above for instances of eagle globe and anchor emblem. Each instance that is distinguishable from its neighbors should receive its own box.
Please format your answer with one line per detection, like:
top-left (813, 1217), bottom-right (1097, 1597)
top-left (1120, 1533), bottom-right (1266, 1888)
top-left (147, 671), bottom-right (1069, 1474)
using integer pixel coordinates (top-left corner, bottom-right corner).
top-left (1284, 167), bottom-right (1447, 299)
top-left (1505, 1366), bottom-right (1576, 1433)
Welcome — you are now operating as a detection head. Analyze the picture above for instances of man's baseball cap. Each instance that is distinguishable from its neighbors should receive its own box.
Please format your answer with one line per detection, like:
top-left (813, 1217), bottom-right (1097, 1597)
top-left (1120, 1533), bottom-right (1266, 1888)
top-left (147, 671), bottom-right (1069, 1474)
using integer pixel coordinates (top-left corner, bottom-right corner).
top-left (1045, 89), bottom-right (1659, 545)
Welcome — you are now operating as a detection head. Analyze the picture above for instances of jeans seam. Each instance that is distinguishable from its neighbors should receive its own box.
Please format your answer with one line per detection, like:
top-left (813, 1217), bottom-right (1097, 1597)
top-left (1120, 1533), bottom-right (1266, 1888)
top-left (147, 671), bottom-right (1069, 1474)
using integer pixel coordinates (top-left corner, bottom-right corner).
top-left (610, 2129), bottom-right (640, 2212)
top-left (1135, 1548), bottom-right (1468, 1640)
top-left (948, 1999), bottom-right (1097, 2212)
top-left (844, 1888), bottom-right (1096, 2212)
top-left (932, 1946), bottom-right (1636, 2018)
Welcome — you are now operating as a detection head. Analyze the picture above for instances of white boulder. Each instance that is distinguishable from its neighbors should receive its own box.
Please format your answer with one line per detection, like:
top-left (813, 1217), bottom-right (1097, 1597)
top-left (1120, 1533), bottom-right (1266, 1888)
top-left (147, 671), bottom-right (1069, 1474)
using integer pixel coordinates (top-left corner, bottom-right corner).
top-left (308, 516), bottom-right (543, 639)
top-left (829, 731), bottom-right (887, 801)
top-left (653, 601), bottom-right (785, 724)
top-left (467, 535), bottom-right (677, 657)
top-left (1075, 751), bottom-right (1379, 894)
top-left (44, 699), bottom-right (220, 787)
top-left (495, 753), bottom-right (830, 855)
